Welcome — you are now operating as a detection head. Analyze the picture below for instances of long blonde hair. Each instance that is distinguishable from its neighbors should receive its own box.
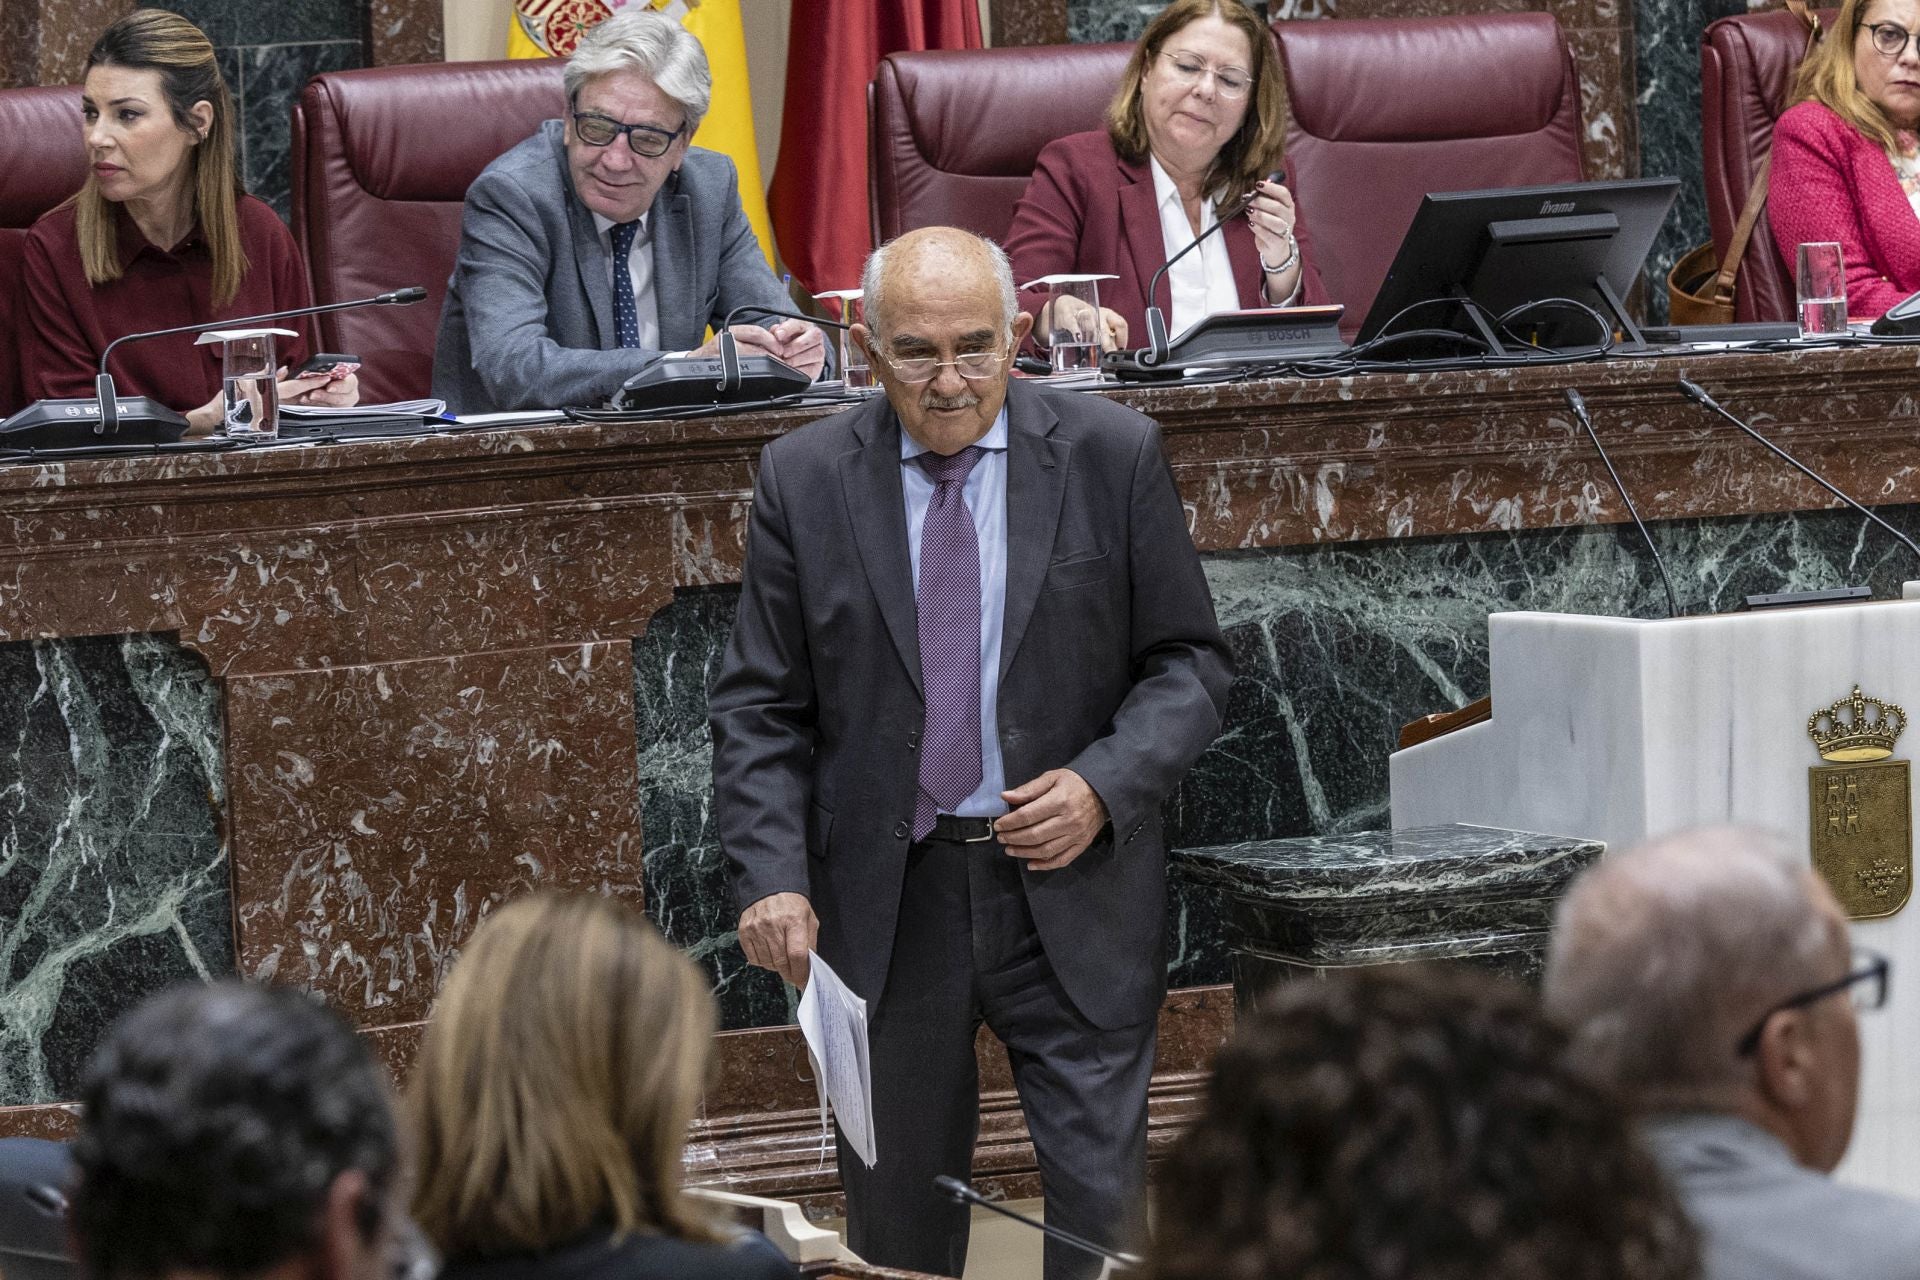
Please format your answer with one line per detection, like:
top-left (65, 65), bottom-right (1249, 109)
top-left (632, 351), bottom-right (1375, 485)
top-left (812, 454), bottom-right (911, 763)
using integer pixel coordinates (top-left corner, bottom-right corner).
top-left (1105, 0), bottom-right (1287, 210)
top-left (75, 9), bottom-right (247, 305)
top-left (1791, 0), bottom-right (1895, 151)
top-left (407, 892), bottom-right (724, 1258)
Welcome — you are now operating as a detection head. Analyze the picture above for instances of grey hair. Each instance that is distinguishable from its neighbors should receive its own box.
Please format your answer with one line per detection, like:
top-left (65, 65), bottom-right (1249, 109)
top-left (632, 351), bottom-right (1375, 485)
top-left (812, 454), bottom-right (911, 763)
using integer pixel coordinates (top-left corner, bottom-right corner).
top-left (563, 8), bottom-right (712, 134)
top-left (1543, 826), bottom-right (1843, 1109)
top-left (860, 231), bottom-right (1019, 342)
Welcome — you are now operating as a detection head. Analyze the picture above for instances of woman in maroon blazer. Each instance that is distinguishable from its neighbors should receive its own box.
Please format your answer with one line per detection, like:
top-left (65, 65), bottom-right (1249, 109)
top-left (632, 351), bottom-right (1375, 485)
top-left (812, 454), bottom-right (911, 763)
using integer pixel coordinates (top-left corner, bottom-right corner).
top-left (1004, 0), bottom-right (1325, 353)
top-left (1770, 0), bottom-right (1920, 319)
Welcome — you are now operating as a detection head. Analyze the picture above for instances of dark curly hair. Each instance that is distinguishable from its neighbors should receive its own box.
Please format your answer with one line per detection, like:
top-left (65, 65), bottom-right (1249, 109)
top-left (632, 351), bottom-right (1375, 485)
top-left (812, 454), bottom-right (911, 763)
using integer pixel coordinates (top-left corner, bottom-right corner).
top-left (1148, 964), bottom-right (1699, 1280)
top-left (70, 981), bottom-right (399, 1280)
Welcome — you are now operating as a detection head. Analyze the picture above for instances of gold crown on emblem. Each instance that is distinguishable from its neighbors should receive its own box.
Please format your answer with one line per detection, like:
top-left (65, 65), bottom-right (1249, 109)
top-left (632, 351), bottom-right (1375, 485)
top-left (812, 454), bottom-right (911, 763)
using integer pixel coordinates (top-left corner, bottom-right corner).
top-left (1808, 685), bottom-right (1907, 762)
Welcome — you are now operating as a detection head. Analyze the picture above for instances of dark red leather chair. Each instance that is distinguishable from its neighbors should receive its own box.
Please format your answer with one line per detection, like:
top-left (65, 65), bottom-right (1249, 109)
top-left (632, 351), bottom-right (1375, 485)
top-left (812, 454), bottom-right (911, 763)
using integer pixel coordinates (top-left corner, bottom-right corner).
top-left (291, 59), bottom-right (566, 403)
top-left (0, 86), bottom-right (88, 416)
top-left (869, 42), bottom-right (1133, 246)
top-left (1702, 9), bottom-right (1834, 322)
top-left (1273, 13), bottom-right (1585, 328)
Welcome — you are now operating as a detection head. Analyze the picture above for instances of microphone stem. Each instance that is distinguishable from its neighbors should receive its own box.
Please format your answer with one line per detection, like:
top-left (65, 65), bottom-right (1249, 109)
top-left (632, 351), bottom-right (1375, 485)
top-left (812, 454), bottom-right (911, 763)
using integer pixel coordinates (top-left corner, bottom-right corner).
top-left (1572, 405), bottom-right (1681, 618)
top-left (1690, 389), bottom-right (1920, 564)
top-left (96, 291), bottom-right (420, 379)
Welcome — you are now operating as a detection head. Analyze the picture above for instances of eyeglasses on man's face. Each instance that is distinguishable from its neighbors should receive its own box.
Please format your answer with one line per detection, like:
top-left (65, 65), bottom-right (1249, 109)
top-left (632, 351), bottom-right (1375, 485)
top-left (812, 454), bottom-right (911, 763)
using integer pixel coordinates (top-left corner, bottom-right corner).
top-left (569, 98), bottom-right (687, 157)
top-left (1155, 50), bottom-right (1252, 98)
top-left (1864, 20), bottom-right (1920, 58)
top-left (878, 344), bottom-right (1011, 384)
top-left (1736, 947), bottom-right (1889, 1057)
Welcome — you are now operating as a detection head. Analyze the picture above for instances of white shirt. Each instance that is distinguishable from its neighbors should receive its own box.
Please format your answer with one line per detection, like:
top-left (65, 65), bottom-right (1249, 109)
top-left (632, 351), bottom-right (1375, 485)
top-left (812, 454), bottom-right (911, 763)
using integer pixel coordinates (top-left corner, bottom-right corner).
top-left (591, 210), bottom-right (661, 350)
top-left (1149, 154), bottom-right (1241, 336)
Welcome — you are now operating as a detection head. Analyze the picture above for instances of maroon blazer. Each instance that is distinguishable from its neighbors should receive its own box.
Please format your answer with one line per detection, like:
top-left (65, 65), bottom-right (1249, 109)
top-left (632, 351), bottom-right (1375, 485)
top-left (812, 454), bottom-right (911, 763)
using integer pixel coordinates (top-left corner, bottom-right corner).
top-left (1002, 129), bottom-right (1327, 345)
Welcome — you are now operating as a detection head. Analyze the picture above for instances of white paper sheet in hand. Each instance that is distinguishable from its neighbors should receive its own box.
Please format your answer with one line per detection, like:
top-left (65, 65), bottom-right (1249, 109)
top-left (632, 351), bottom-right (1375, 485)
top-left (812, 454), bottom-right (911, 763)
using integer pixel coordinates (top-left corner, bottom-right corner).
top-left (795, 950), bottom-right (876, 1168)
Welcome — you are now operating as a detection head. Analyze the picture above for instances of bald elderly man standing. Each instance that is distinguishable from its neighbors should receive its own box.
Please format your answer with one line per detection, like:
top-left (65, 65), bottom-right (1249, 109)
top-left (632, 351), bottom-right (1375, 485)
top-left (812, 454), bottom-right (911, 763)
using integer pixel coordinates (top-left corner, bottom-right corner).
top-left (710, 227), bottom-right (1232, 1279)
top-left (1545, 828), bottom-right (1920, 1280)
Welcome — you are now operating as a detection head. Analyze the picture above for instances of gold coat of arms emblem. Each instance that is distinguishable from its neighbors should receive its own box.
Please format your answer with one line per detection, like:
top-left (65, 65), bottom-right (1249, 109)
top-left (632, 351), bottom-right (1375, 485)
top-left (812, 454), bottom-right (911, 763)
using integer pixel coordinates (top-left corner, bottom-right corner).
top-left (1807, 685), bottom-right (1912, 919)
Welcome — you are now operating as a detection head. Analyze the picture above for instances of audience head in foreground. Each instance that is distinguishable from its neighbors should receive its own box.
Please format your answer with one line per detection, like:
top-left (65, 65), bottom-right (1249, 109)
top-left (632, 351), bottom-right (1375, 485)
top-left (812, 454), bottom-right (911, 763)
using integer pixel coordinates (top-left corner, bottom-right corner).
top-left (17, 9), bottom-right (357, 427)
top-left (70, 981), bottom-right (400, 1280)
top-left (1150, 963), bottom-right (1698, 1280)
top-left (407, 892), bottom-right (794, 1280)
top-left (1545, 827), bottom-right (1916, 1280)
top-left (431, 8), bottom-right (821, 415)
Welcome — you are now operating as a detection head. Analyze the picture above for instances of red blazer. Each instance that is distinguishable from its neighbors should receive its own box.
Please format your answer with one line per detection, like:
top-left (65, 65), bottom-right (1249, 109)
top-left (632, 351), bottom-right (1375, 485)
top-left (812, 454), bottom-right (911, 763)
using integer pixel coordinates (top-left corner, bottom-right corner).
top-left (1769, 100), bottom-right (1920, 319)
top-left (1002, 130), bottom-right (1327, 345)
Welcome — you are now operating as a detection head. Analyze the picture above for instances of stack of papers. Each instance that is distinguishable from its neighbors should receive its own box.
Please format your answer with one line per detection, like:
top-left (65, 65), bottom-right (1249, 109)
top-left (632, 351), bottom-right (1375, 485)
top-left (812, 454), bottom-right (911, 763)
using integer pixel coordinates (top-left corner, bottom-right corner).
top-left (281, 399), bottom-right (445, 418)
top-left (796, 950), bottom-right (876, 1168)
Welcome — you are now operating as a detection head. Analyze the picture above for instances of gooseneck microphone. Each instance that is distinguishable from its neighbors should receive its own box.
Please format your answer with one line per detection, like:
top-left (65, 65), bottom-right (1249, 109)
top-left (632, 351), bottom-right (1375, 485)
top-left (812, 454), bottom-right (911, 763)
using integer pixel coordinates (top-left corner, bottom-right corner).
top-left (92, 286), bottom-right (427, 433)
top-left (720, 303), bottom-right (849, 333)
top-left (1564, 388), bottom-right (1682, 618)
top-left (1138, 170), bottom-right (1286, 366)
top-left (1676, 378), bottom-right (1920, 565)
top-left (932, 1176), bottom-right (1141, 1269)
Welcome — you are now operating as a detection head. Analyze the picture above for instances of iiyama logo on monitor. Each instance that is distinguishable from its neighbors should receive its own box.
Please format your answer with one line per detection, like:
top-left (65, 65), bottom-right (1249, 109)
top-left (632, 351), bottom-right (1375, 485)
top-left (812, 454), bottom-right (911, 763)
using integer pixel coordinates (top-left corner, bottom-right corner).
top-left (1539, 199), bottom-right (1577, 214)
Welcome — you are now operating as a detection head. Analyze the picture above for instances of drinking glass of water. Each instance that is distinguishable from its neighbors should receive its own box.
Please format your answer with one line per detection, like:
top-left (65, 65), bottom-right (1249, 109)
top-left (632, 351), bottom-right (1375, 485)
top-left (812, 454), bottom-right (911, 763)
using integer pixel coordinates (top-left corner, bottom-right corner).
top-left (1044, 277), bottom-right (1106, 376)
top-left (1796, 242), bottom-right (1847, 337)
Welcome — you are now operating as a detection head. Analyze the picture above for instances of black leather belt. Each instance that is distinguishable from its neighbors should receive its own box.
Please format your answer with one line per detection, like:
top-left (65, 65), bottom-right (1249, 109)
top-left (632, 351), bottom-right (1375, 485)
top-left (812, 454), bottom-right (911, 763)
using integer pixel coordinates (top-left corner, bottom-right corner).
top-left (925, 814), bottom-right (997, 844)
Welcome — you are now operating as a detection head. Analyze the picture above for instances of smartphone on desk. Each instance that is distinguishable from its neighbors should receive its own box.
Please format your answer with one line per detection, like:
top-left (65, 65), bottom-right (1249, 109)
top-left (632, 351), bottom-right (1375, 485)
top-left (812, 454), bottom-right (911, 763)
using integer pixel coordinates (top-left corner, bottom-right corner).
top-left (296, 353), bottom-right (361, 380)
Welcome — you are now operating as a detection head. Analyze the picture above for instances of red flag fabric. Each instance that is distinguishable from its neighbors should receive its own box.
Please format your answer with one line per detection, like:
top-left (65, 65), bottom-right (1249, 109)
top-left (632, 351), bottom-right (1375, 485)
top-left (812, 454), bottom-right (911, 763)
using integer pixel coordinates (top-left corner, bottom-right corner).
top-left (769, 0), bottom-right (983, 295)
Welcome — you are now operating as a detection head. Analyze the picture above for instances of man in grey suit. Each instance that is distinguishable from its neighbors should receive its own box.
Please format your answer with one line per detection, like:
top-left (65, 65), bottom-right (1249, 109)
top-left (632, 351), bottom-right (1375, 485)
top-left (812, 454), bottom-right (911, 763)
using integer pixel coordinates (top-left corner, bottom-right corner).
top-left (709, 227), bottom-right (1232, 1280)
top-left (432, 9), bottom-right (824, 414)
top-left (1545, 827), bottom-right (1920, 1280)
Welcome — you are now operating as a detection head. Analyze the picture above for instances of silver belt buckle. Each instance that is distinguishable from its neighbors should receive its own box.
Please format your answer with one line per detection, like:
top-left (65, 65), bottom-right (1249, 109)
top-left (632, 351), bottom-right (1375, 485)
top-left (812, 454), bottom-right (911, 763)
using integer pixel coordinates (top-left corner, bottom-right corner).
top-left (964, 822), bottom-right (996, 843)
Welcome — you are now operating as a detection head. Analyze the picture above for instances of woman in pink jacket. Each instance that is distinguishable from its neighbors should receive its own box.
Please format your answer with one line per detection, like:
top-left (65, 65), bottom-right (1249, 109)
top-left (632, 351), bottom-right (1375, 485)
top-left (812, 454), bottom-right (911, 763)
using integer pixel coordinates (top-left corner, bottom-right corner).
top-left (1771, 0), bottom-right (1920, 318)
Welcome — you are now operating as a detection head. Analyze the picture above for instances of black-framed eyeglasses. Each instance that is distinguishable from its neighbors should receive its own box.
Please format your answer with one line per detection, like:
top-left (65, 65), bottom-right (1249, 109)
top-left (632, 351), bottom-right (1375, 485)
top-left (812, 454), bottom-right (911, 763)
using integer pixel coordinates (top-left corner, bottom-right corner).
top-left (1736, 947), bottom-right (1889, 1056)
top-left (569, 97), bottom-right (687, 157)
top-left (1865, 20), bottom-right (1920, 57)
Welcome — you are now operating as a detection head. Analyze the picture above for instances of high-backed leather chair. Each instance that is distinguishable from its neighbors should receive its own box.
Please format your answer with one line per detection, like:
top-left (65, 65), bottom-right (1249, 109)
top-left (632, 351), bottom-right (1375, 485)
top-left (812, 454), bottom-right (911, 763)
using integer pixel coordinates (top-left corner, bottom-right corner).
top-left (1701, 9), bottom-right (1834, 322)
top-left (291, 59), bottom-right (566, 403)
top-left (0, 86), bottom-right (88, 416)
top-left (1273, 14), bottom-right (1585, 328)
top-left (868, 42), bottom-right (1132, 246)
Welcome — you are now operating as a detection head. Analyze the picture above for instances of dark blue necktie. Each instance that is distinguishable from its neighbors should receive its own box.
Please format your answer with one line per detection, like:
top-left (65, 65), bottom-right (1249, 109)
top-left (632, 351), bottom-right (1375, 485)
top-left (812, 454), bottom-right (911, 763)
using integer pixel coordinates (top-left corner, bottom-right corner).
top-left (913, 445), bottom-right (985, 840)
top-left (610, 219), bottom-right (642, 349)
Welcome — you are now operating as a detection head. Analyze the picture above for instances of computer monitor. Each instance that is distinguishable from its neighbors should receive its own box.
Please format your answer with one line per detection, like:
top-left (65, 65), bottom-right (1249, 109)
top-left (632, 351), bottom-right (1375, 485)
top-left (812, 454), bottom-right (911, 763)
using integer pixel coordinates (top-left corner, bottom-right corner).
top-left (1355, 177), bottom-right (1680, 355)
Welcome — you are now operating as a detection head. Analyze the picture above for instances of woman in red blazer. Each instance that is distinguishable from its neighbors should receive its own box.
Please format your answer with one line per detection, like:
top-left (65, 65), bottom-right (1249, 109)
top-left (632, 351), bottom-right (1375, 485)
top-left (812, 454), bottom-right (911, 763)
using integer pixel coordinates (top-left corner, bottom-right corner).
top-left (1003, 0), bottom-right (1326, 353)
top-left (1770, 0), bottom-right (1920, 318)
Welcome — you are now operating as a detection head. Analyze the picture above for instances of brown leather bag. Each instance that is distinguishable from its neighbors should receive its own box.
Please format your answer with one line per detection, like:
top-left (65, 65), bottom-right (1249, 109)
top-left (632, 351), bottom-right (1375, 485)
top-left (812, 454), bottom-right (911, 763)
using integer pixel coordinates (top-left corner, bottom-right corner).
top-left (1666, 0), bottom-right (1821, 324)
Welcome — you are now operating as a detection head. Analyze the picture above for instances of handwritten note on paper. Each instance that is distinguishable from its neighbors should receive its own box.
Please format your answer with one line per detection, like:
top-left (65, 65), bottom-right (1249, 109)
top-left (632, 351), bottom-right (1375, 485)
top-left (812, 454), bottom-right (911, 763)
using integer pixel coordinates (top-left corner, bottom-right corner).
top-left (796, 950), bottom-right (876, 1168)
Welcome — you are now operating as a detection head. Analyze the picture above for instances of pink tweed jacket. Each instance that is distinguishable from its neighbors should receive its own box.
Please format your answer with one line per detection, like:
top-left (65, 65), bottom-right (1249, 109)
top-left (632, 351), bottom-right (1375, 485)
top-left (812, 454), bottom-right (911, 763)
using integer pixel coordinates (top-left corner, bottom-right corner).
top-left (1769, 99), bottom-right (1920, 319)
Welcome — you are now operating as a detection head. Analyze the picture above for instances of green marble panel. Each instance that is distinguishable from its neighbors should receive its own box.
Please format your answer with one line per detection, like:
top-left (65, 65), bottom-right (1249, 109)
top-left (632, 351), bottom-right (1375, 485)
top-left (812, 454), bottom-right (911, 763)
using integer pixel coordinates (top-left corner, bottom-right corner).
top-left (0, 635), bottom-right (229, 1107)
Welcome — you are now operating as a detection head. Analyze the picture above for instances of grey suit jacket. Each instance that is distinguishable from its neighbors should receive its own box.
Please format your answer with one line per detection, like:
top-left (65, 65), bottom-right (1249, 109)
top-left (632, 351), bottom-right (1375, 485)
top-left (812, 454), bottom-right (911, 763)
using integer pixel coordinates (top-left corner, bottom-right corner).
top-left (1647, 1112), bottom-right (1920, 1280)
top-left (432, 120), bottom-right (793, 414)
top-left (708, 379), bottom-right (1234, 1031)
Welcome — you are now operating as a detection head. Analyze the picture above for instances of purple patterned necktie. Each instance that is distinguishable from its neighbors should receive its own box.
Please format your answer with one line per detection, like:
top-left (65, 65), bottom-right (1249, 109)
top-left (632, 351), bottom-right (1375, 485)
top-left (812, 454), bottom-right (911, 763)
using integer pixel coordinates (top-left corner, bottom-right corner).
top-left (913, 445), bottom-right (985, 841)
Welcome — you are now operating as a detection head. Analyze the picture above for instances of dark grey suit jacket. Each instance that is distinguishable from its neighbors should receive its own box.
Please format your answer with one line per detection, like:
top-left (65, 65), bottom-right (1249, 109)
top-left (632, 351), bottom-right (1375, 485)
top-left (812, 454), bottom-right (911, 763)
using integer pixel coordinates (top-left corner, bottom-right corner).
top-left (709, 379), bottom-right (1233, 1031)
top-left (1647, 1112), bottom-right (1920, 1280)
top-left (432, 120), bottom-right (794, 414)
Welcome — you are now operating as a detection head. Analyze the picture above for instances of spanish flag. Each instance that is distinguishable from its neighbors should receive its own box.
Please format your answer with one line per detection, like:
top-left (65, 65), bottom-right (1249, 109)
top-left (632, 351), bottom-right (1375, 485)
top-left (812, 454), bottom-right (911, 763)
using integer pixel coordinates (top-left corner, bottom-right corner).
top-left (509, 0), bottom-right (778, 271)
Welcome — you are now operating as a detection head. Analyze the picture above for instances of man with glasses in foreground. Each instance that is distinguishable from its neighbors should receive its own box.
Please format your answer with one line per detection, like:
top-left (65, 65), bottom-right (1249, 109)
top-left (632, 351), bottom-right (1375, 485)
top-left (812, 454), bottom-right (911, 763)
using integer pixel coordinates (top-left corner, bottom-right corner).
top-left (1545, 826), bottom-right (1920, 1280)
top-left (710, 226), bottom-right (1233, 1280)
top-left (433, 8), bottom-right (822, 414)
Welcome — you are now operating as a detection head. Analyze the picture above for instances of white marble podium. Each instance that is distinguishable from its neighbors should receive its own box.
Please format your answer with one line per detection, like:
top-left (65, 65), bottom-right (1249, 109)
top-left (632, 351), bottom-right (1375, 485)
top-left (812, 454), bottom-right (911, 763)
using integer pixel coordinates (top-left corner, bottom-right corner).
top-left (1390, 596), bottom-right (1920, 1198)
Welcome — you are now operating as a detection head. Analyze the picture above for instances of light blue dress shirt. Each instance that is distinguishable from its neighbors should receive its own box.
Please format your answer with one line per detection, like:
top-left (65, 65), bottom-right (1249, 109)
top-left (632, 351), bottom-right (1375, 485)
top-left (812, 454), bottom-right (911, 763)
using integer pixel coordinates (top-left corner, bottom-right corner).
top-left (901, 406), bottom-right (1009, 817)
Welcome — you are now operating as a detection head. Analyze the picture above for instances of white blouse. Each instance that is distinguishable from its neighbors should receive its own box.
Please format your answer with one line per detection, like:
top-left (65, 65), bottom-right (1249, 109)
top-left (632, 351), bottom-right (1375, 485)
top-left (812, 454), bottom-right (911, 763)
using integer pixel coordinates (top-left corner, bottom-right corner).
top-left (1149, 155), bottom-right (1243, 335)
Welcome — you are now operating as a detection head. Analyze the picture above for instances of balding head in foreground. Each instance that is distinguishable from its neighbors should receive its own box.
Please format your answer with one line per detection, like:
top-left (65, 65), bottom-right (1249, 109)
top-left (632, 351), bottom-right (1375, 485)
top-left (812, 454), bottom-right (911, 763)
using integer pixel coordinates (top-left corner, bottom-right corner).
top-left (1544, 826), bottom-right (1920, 1280)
